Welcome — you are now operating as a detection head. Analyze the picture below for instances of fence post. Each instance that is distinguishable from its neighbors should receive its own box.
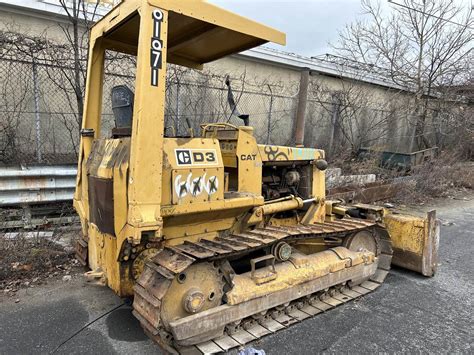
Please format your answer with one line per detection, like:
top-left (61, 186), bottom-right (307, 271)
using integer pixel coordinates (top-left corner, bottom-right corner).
top-left (294, 68), bottom-right (310, 147)
top-left (32, 58), bottom-right (42, 163)
top-left (175, 80), bottom-right (181, 135)
top-left (266, 84), bottom-right (273, 144)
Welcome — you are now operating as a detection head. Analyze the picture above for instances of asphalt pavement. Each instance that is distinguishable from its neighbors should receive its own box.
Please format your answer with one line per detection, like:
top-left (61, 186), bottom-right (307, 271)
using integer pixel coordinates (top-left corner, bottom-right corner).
top-left (1, 199), bottom-right (473, 354)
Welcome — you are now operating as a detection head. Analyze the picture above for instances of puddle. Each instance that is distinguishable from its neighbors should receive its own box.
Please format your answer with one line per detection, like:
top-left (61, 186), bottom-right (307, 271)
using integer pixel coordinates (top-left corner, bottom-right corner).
top-left (106, 307), bottom-right (148, 342)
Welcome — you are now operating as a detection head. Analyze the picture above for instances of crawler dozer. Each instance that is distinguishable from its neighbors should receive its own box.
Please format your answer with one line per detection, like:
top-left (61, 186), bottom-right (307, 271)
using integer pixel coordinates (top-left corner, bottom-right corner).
top-left (74, 0), bottom-right (439, 353)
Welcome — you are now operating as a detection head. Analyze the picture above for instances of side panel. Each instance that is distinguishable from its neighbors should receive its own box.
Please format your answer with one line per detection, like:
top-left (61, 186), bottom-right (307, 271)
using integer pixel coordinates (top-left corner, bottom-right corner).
top-left (84, 138), bottom-right (131, 296)
top-left (73, 37), bottom-right (105, 237)
top-left (162, 138), bottom-right (224, 206)
top-left (237, 129), bottom-right (262, 195)
top-left (258, 145), bottom-right (324, 162)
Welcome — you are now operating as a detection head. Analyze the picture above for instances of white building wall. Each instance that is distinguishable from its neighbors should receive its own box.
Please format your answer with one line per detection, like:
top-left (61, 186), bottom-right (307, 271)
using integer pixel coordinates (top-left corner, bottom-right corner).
top-left (0, 2), bottom-right (418, 166)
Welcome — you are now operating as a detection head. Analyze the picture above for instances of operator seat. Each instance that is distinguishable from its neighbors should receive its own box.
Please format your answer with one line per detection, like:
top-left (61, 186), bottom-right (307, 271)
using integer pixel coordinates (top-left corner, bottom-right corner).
top-left (111, 85), bottom-right (134, 138)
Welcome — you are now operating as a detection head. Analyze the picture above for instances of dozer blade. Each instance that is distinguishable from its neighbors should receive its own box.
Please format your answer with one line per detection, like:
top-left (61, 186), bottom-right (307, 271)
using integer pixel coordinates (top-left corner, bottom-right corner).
top-left (383, 210), bottom-right (439, 277)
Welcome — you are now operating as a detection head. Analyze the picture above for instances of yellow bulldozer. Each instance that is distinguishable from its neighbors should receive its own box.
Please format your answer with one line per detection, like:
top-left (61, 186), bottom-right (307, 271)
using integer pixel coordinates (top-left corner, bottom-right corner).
top-left (73, 0), bottom-right (439, 353)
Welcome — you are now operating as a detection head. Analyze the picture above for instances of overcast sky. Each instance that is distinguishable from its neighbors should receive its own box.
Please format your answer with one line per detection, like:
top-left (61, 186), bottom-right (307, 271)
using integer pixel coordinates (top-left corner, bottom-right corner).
top-left (208, 0), bottom-right (375, 57)
top-left (207, 0), bottom-right (472, 58)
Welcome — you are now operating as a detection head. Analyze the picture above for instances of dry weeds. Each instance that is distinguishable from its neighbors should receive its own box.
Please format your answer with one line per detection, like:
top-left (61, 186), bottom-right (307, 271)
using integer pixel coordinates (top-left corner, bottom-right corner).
top-left (0, 231), bottom-right (82, 296)
top-left (333, 150), bottom-right (473, 204)
top-left (393, 156), bottom-right (473, 204)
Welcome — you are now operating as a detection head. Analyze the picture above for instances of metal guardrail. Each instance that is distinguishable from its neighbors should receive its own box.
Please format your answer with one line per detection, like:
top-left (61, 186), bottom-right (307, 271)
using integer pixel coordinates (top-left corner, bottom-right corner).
top-left (0, 165), bottom-right (77, 206)
top-left (0, 164), bottom-right (387, 207)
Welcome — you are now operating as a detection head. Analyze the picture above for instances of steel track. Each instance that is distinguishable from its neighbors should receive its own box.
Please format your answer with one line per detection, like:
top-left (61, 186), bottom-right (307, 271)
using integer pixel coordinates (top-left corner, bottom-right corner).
top-left (133, 218), bottom-right (393, 354)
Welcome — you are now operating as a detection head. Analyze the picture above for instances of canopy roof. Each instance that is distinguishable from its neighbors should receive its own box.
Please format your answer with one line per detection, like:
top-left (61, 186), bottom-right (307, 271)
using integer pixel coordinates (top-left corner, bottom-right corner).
top-left (93, 0), bottom-right (286, 69)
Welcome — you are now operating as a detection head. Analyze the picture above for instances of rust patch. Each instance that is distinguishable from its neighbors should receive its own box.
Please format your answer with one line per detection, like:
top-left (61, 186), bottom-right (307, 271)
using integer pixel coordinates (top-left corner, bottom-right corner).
top-left (152, 247), bottom-right (195, 274)
top-left (391, 248), bottom-right (424, 274)
top-left (88, 176), bottom-right (115, 235)
top-left (112, 127), bottom-right (132, 138)
top-left (75, 236), bottom-right (89, 266)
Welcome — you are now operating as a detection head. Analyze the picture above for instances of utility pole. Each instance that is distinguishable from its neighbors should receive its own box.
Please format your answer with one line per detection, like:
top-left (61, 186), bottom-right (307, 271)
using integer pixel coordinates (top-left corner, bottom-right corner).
top-left (266, 84), bottom-right (273, 145)
top-left (328, 93), bottom-right (341, 157)
top-left (294, 68), bottom-right (310, 147)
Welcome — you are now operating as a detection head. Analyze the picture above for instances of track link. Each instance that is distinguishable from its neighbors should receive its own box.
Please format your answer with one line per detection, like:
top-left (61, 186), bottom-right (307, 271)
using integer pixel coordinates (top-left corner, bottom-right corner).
top-left (133, 218), bottom-right (393, 354)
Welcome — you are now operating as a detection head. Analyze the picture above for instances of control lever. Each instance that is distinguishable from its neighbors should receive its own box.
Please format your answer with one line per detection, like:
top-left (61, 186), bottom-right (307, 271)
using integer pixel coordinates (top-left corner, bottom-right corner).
top-left (225, 75), bottom-right (250, 126)
top-left (185, 117), bottom-right (194, 138)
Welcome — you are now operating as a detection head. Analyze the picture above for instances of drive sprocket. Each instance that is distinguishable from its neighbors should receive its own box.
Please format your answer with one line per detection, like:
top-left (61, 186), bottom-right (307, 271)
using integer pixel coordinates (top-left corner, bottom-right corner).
top-left (160, 262), bottom-right (225, 328)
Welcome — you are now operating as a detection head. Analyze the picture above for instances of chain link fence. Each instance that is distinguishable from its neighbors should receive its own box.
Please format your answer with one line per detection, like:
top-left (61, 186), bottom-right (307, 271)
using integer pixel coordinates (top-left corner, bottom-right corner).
top-left (1, 31), bottom-right (470, 167)
top-left (0, 49), bottom-right (300, 166)
top-left (164, 78), bottom-right (297, 146)
top-left (0, 51), bottom-right (435, 167)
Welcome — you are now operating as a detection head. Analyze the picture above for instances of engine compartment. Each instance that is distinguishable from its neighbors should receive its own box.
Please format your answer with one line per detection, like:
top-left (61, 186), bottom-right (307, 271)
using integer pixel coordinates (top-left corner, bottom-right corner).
top-left (262, 162), bottom-right (313, 201)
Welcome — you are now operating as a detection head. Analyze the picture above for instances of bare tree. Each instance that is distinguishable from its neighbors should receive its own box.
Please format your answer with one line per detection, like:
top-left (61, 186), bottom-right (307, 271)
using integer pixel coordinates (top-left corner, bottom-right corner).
top-left (0, 60), bottom-right (31, 164)
top-left (0, 30), bottom-right (50, 165)
top-left (55, 0), bottom-right (101, 124)
top-left (306, 57), bottom-right (412, 158)
top-left (334, 0), bottom-right (473, 150)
